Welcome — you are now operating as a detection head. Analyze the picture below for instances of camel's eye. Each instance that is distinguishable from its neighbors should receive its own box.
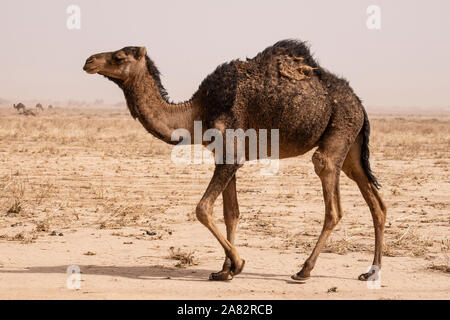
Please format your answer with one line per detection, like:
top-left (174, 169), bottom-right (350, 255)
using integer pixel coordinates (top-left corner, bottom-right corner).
top-left (113, 55), bottom-right (126, 63)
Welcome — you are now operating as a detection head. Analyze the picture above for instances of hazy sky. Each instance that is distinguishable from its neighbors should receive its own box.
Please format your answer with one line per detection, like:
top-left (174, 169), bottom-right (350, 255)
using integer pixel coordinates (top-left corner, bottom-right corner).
top-left (1, 0), bottom-right (449, 107)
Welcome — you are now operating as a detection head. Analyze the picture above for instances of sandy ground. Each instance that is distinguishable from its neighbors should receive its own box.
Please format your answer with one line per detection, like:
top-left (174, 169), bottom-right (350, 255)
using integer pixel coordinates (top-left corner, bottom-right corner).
top-left (0, 107), bottom-right (449, 299)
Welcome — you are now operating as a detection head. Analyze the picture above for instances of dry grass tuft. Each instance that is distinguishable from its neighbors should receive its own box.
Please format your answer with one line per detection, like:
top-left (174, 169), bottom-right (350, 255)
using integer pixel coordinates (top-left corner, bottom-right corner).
top-left (169, 247), bottom-right (198, 268)
top-left (324, 237), bottom-right (361, 255)
top-left (35, 221), bottom-right (50, 232)
top-left (384, 226), bottom-right (434, 257)
top-left (3, 176), bottom-right (26, 216)
top-left (98, 201), bottom-right (145, 229)
top-left (33, 181), bottom-right (55, 205)
top-left (8, 232), bottom-right (36, 244)
top-left (6, 200), bottom-right (22, 215)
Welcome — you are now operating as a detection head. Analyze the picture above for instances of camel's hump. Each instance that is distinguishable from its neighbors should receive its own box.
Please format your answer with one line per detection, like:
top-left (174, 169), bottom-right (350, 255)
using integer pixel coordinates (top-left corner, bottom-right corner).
top-left (252, 39), bottom-right (319, 68)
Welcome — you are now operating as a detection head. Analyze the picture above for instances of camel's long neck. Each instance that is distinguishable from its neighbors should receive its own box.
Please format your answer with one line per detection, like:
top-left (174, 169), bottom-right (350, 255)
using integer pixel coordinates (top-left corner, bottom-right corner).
top-left (120, 69), bottom-right (203, 145)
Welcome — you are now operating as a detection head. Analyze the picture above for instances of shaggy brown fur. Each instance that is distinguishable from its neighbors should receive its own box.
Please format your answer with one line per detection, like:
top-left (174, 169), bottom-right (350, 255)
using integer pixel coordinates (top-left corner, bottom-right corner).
top-left (84, 39), bottom-right (387, 281)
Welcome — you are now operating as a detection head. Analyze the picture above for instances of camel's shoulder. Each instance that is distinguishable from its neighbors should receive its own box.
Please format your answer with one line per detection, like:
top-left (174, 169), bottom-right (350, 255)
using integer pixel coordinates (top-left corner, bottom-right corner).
top-left (196, 60), bottom-right (243, 116)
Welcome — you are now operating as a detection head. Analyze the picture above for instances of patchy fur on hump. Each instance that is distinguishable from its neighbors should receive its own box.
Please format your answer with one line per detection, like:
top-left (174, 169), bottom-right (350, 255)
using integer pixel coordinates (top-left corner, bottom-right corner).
top-left (254, 39), bottom-right (320, 69)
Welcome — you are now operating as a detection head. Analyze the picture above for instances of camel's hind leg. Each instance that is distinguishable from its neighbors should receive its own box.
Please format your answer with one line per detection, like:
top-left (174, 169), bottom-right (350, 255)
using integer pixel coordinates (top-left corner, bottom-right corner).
top-left (292, 133), bottom-right (354, 280)
top-left (342, 135), bottom-right (387, 280)
top-left (209, 174), bottom-right (241, 281)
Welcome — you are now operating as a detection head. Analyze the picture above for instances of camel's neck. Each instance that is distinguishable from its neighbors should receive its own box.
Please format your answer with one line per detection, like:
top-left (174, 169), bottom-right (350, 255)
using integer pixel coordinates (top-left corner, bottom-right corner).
top-left (119, 68), bottom-right (203, 145)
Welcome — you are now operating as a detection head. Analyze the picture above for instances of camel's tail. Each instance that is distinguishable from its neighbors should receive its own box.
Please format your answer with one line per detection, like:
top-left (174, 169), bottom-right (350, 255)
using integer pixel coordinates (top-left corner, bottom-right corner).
top-left (361, 108), bottom-right (381, 189)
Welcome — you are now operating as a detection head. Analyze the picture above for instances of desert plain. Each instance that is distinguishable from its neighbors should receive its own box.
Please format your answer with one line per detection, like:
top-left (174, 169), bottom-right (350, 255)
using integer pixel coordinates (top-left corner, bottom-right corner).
top-left (0, 106), bottom-right (448, 299)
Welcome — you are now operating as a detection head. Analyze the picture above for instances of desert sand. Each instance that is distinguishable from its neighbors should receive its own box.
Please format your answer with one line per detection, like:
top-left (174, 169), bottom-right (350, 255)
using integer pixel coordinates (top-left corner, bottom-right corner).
top-left (0, 107), bottom-right (448, 299)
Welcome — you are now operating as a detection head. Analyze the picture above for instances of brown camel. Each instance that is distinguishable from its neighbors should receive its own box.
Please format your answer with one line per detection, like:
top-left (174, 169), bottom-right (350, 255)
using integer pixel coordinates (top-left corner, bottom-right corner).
top-left (83, 40), bottom-right (386, 281)
top-left (13, 103), bottom-right (26, 113)
top-left (35, 103), bottom-right (44, 111)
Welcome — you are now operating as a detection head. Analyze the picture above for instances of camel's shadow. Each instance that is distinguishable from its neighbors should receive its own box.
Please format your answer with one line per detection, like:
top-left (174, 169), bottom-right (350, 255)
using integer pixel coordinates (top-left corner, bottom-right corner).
top-left (0, 265), bottom-right (356, 283)
top-left (0, 265), bottom-right (296, 283)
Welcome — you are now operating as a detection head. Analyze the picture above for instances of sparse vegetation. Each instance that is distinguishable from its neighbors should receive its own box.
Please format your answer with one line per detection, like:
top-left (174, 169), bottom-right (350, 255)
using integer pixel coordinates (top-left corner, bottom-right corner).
top-left (0, 107), bottom-right (448, 298)
top-left (169, 247), bottom-right (198, 268)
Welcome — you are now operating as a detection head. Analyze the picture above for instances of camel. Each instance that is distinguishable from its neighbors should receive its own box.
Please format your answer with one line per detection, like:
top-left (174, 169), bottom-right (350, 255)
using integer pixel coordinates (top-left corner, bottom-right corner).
top-left (48, 104), bottom-right (53, 109)
top-left (13, 103), bottom-right (26, 113)
top-left (13, 103), bottom-right (36, 116)
top-left (83, 40), bottom-right (387, 282)
top-left (22, 109), bottom-right (36, 116)
top-left (35, 103), bottom-right (44, 111)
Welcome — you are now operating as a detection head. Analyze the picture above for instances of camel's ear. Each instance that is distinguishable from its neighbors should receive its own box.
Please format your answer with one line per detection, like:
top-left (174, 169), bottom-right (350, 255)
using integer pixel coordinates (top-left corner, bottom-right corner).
top-left (138, 46), bottom-right (147, 59)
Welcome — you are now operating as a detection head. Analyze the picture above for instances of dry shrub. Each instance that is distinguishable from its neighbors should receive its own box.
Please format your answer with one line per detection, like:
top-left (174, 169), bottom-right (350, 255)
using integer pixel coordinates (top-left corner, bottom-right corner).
top-left (98, 201), bottom-right (144, 229)
top-left (3, 175), bottom-right (26, 216)
top-left (385, 226), bottom-right (434, 257)
top-left (324, 238), bottom-right (360, 255)
top-left (33, 181), bottom-right (55, 205)
top-left (35, 221), bottom-right (50, 232)
top-left (427, 241), bottom-right (450, 273)
top-left (6, 200), bottom-right (22, 215)
top-left (8, 232), bottom-right (36, 244)
top-left (169, 247), bottom-right (198, 268)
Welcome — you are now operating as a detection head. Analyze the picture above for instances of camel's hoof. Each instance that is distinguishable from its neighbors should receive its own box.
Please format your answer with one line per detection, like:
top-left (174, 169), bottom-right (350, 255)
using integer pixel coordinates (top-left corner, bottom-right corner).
top-left (291, 272), bottom-right (310, 281)
top-left (209, 271), bottom-right (233, 281)
top-left (358, 272), bottom-right (376, 281)
top-left (230, 259), bottom-right (245, 276)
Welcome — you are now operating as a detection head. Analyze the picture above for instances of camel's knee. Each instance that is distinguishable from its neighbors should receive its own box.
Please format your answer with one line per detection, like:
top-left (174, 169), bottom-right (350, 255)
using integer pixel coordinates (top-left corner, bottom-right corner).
top-left (323, 212), bottom-right (341, 231)
top-left (312, 151), bottom-right (334, 177)
top-left (196, 202), bottom-right (211, 225)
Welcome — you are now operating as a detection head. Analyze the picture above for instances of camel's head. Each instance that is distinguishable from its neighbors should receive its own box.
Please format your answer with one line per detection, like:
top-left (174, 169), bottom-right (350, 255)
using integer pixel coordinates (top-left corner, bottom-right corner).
top-left (83, 46), bottom-right (147, 81)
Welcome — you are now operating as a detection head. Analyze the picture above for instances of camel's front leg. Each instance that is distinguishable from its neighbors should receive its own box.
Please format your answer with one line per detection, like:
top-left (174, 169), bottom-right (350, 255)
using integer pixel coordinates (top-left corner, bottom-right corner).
top-left (196, 165), bottom-right (245, 281)
top-left (209, 174), bottom-right (242, 280)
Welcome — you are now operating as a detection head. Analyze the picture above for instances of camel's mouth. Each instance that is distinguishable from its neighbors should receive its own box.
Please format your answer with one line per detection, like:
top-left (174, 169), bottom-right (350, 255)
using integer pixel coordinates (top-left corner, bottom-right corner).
top-left (83, 64), bottom-right (99, 74)
top-left (83, 55), bottom-right (102, 74)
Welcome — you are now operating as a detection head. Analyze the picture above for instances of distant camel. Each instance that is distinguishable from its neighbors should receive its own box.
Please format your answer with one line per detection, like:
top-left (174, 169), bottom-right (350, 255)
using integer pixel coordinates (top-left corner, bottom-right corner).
top-left (22, 109), bottom-right (36, 116)
top-left (48, 104), bottom-right (53, 109)
top-left (13, 103), bottom-right (26, 113)
top-left (84, 40), bottom-right (386, 282)
top-left (35, 103), bottom-right (44, 111)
